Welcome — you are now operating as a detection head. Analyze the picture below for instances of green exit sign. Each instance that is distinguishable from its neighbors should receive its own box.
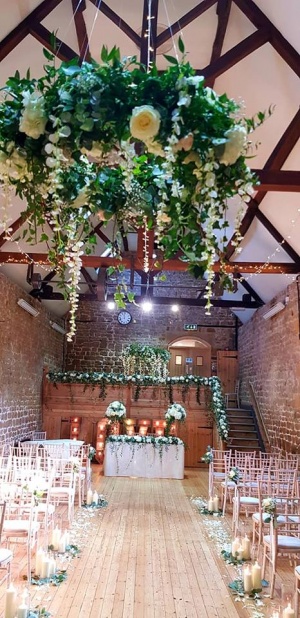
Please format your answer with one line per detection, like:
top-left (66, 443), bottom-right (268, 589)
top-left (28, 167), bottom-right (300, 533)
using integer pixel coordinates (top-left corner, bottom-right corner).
top-left (184, 324), bottom-right (198, 331)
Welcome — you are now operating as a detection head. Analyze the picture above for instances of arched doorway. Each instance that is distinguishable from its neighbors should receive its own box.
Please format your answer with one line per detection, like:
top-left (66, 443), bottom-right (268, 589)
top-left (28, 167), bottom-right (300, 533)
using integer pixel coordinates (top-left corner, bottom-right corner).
top-left (168, 337), bottom-right (211, 377)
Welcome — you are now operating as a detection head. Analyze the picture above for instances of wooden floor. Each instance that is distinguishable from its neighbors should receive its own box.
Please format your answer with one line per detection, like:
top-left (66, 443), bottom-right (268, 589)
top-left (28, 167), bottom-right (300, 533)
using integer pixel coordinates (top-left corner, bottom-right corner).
top-left (0, 467), bottom-right (297, 617)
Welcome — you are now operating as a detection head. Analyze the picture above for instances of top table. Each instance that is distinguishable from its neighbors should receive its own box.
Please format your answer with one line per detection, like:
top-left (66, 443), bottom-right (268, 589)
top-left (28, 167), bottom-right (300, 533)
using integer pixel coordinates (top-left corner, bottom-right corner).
top-left (104, 442), bottom-right (184, 479)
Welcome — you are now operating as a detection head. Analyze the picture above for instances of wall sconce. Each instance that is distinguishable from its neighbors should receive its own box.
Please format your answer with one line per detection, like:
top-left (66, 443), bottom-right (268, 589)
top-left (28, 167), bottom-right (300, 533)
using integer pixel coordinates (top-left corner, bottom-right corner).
top-left (17, 298), bottom-right (40, 317)
top-left (50, 321), bottom-right (67, 335)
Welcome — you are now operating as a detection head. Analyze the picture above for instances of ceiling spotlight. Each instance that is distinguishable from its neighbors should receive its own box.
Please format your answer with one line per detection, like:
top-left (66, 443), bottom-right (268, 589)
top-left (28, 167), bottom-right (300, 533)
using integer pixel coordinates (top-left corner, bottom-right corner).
top-left (142, 301), bottom-right (153, 312)
top-left (107, 301), bottom-right (115, 310)
top-left (171, 304), bottom-right (179, 312)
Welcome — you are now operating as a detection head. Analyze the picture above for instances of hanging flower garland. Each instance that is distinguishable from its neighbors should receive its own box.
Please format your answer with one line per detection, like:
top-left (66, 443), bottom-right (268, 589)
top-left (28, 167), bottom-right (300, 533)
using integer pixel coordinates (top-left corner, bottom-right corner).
top-left (0, 42), bottom-right (270, 339)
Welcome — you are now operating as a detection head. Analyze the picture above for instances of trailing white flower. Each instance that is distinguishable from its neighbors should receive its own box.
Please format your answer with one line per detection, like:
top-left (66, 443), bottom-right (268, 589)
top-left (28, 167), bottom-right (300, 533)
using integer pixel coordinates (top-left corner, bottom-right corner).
top-left (19, 91), bottom-right (47, 139)
top-left (217, 125), bottom-right (248, 166)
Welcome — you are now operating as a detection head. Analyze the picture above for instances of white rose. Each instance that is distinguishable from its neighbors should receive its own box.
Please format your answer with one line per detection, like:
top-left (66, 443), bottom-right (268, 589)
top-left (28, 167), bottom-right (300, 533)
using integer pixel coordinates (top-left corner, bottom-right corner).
top-left (130, 105), bottom-right (161, 141)
top-left (218, 125), bottom-right (248, 166)
top-left (19, 92), bottom-right (47, 139)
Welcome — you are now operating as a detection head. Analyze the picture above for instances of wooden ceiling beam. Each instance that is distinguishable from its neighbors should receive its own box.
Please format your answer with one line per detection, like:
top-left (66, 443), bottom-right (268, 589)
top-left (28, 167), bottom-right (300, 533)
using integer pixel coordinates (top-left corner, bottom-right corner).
top-left (0, 215), bottom-right (29, 249)
top-left (225, 108), bottom-right (300, 260)
top-left (88, 0), bottom-right (141, 47)
top-left (29, 22), bottom-right (77, 61)
top-left (255, 210), bottom-right (300, 266)
top-left (233, 0), bottom-right (300, 77)
top-left (156, 0), bottom-right (217, 47)
top-left (253, 170), bottom-right (300, 192)
top-left (72, 0), bottom-right (91, 63)
top-left (81, 266), bottom-right (97, 296)
top-left (235, 273), bottom-right (264, 304)
top-left (206, 0), bottom-right (232, 88)
top-left (200, 27), bottom-right (270, 80)
top-left (0, 252), bottom-right (298, 274)
top-left (0, 0), bottom-right (64, 61)
top-left (80, 293), bottom-right (262, 308)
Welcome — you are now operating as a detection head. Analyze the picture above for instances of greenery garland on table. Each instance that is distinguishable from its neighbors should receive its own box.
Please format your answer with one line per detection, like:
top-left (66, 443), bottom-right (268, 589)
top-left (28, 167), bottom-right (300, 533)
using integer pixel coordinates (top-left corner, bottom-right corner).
top-left (0, 40), bottom-right (270, 341)
top-left (47, 372), bottom-right (228, 440)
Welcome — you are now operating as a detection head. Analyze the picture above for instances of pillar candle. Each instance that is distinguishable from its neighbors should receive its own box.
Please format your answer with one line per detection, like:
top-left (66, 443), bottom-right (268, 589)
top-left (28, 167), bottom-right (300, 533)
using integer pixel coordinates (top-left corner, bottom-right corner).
top-left (64, 531), bottom-right (70, 547)
top-left (49, 557), bottom-right (56, 576)
top-left (252, 561), bottom-right (262, 590)
top-left (243, 565), bottom-right (253, 593)
top-left (283, 603), bottom-right (296, 618)
top-left (208, 497), bottom-right (214, 512)
top-left (51, 526), bottom-right (61, 550)
top-left (58, 533), bottom-right (66, 554)
top-left (93, 490), bottom-right (98, 504)
top-left (4, 584), bottom-right (17, 618)
top-left (242, 535), bottom-right (251, 560)
top-left (213, 496), bottom-right (219, 512)
top-left (236, 545), bottom-right (244, 561)
top-left (231, 537), bottom-right (241, 556)
top-left (41, 555), bottom-right (51, 579)
top-left (16, 593), bottom-right (29, 618)
top-left (35, 547), bottom-right (44, 576)
top-left (86, 489), bottom-right (93, 506)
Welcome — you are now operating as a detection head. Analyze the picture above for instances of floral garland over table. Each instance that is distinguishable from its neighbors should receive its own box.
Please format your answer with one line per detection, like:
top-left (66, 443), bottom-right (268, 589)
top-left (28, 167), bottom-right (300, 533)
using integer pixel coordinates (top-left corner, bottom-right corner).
top-left (47, 371), bottom-right (228, 441)
top-left (0, 42), bottom-right (270, 340)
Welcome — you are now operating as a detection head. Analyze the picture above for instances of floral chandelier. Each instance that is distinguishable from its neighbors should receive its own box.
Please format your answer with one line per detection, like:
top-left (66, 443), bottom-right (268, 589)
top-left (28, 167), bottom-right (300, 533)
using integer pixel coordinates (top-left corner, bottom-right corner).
top-left (0, 42), bottom-right (268, 340)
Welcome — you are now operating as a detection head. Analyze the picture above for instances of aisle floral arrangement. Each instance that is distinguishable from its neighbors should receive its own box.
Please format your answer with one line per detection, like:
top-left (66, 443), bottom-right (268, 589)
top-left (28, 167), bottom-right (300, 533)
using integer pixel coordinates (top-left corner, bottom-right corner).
top-left (105, 400), bottom-right (126, 422)
top-left (47, 371), bottom-right (229, 441)
top-left (0, 40), bottom-right (270, 339)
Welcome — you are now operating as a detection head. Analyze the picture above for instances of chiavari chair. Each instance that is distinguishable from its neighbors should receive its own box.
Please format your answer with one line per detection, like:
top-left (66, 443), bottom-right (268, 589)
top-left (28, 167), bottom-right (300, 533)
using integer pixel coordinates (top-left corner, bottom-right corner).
top-left (252, 474), bottom-right (297, 546)
top-left (0, 502), bottom-right (13, 586)
top-left (3, 492), bottom-right (40, 582)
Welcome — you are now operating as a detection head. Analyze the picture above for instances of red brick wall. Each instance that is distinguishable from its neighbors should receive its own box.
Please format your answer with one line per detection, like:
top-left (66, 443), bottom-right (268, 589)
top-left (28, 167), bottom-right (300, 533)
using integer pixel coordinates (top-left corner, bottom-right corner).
top-left (0, 273), bottom-right (64, 444)
top-left (65, 300), bottom-right (237, 372)
top-left (238, 281), bottom-right (300, 453)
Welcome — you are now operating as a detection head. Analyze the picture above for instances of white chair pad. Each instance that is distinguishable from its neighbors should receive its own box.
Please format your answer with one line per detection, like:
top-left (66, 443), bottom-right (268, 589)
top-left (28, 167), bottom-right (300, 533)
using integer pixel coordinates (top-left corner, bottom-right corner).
top-left (252, 513), bottom-right (286, 524)
top-left (37, 503), bottom-right (55, 514)
top-left (234, 496), bottom-right (259, 504)
top-left (288, 515), bottom-right (300, 523)
top-left (0, 548), bottom-right (13, 565)
top-left (264, 535), bottom-right (300, 549)
top-left (295, 565), bottom-right (300, 577)
top-left (3, 520), bottom-right (39, 533)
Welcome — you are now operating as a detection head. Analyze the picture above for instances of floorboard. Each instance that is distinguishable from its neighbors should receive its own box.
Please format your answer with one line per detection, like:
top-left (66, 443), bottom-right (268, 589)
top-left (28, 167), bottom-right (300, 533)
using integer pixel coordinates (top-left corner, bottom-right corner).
top-left (0, 467), bottom-right (297, 617)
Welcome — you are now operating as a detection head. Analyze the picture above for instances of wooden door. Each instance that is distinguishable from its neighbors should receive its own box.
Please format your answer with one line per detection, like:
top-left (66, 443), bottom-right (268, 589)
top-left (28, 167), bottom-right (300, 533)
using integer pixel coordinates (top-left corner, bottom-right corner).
top-left (177, 422), bottom-right (212, 467)
top-left (169, 347), bottom-right (211, 377)
top-left (217, 350), bottom-right (238, 393)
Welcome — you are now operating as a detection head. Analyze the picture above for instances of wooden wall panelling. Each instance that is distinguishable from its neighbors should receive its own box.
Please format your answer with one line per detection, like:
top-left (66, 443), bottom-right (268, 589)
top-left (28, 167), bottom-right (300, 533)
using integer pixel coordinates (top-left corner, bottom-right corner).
top-left (217, 350), bottom-right (238, 393)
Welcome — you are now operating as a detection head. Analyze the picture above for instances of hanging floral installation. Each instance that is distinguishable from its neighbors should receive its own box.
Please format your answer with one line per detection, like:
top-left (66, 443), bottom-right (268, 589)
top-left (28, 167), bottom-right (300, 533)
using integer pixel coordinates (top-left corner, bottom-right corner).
top-left (0, 40), bottom-right (270, 339)
top-left (121, 343), bottom-right (170, 378)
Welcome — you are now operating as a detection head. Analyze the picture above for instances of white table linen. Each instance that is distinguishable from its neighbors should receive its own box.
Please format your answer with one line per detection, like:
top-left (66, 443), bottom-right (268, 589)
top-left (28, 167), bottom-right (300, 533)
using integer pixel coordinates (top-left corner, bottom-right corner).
top-left (104, 442), bottom-right (184, 479)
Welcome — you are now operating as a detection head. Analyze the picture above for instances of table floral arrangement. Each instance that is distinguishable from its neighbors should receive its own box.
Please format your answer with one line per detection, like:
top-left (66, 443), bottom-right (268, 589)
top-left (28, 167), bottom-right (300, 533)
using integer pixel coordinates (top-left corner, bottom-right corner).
top-left (165, 402), bottom-right (186, 436)
top-left (105, 401), bottom-right (126, 423)
top-left (0, 40), bottom-right (270, 340)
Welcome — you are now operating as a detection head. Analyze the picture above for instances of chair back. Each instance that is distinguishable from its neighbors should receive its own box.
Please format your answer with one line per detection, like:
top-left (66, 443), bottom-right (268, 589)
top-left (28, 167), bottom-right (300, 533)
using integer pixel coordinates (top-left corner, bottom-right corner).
top-left (0, 502), bottom-right (6, 543)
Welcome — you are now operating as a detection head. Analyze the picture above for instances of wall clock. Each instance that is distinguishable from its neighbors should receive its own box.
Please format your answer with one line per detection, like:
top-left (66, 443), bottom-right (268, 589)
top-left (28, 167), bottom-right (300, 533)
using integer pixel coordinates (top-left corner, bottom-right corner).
top-left (117, 310), bottom-right (132, 325)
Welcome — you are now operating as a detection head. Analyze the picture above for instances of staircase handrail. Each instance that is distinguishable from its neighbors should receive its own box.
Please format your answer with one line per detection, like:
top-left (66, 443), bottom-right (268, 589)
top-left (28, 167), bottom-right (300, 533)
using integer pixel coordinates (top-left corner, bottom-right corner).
top-left (248, 381), bottom-right (270, 448)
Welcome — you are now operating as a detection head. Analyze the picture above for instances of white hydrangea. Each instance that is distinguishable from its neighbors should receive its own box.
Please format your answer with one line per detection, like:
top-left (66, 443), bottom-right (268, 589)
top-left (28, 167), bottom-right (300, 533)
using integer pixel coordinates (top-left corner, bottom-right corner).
top-left (19, 91), bottom-right (47, 139)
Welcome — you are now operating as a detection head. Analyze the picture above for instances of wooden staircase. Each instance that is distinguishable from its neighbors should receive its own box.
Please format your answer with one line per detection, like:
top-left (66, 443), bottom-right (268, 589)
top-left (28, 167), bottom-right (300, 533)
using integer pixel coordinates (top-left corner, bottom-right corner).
top-left (226, 406), bottom-right (264, 452)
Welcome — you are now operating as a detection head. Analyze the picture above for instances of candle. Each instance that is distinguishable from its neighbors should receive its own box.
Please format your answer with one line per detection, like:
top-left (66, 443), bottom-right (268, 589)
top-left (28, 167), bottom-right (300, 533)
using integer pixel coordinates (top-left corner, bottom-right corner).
top-left (41, 555), bottom-right (51, 579)
top-left (4, 584), bottom-right (17, 618)
top-left (49, 557), bottom-right (56, 576)
top-left (64, 531), bottom-right (70, 546)
top-left (93, 490), bottom-right (98, 504)
top-left (231, 537), bottom-right (241, 556)
top-left (242, 535), bottom-right (251, 560)
top-left (236, 545), bottom-right (244, 561)
top-left (51, 526), bottom-right (61, 550)
top-left (283, 603), bottom-right (296, 618)
top-left (252, 561), bottom-right (262, 590)
top-left (213, 495), bottom-right (219, 512)
top-left (16, 593), bottom-right (29, 618)
top-left (86, 488), bottom-right (93, 506)
top-left (208, 497), bottom-right (214, 512)
top-left (243, 565), bottom-right (253, 593)
top-left (58, 533), bottom-right (66, 553)
top-left (35, 547), bottom-right (45, 576)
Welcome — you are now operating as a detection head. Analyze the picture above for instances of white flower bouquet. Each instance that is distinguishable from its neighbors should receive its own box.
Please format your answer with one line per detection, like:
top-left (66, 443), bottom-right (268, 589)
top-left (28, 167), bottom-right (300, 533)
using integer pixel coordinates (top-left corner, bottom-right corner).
top-left (262, 497), bottom-right (277, 523)
top-left (165, 403), bottom-right (186, 422)
top-left (105, 401), bottom-right (126, 421)
top-left (228, 466), bottom-right (240, 484)
top-left (88, 446), bottom-right (96, 460)
top-left (201, 445), bottom-right (213, 464)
